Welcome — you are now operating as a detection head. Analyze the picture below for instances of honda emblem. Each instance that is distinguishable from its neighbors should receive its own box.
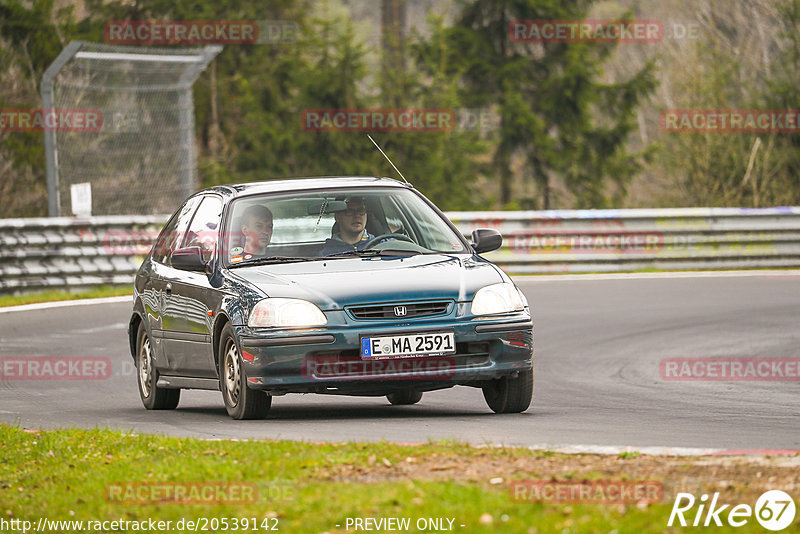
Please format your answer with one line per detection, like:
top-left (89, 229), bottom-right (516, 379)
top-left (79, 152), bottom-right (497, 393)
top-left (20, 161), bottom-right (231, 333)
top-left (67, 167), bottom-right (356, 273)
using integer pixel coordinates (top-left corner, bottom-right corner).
top-left (394, 306), bottom-right (407, 317)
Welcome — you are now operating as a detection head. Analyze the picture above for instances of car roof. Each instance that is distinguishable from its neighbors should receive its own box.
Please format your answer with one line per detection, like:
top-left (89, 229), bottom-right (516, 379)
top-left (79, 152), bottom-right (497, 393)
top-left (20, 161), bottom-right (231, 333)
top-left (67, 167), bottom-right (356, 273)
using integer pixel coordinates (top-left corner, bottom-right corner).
top-left (202, 176), bottom-right (411, 198)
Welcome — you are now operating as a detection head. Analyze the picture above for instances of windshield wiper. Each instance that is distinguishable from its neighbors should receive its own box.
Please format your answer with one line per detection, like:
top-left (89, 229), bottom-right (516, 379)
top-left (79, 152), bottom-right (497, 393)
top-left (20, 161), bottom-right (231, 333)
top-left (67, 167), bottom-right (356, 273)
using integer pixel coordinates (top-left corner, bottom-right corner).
top-left (228, 256), bottom-right (316, 268)
top-left (324, 248), bottom-right (422, 258)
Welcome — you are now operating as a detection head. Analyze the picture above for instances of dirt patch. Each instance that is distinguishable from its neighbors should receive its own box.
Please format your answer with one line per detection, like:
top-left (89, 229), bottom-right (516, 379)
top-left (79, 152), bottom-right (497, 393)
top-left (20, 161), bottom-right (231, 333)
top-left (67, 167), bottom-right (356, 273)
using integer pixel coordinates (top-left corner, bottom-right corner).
top-left (328, 450), bottom-right (800, 503)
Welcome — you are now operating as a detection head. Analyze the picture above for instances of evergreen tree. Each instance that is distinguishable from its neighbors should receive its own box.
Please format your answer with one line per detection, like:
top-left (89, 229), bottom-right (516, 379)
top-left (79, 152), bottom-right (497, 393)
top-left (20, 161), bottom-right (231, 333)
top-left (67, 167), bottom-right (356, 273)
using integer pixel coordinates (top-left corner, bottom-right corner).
top-left (758, 0), bottom-right (800, 206)
top-left (426, 0), bottom-right (656, 208)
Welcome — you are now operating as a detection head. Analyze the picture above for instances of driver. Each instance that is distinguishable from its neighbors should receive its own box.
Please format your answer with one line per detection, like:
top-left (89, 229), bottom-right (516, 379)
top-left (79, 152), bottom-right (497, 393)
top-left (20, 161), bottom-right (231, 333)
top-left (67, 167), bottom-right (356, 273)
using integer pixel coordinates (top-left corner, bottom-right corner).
top-left (240, 205), bottom-right (273, 257)
top-left (318, 197), bottom-right (375, 256)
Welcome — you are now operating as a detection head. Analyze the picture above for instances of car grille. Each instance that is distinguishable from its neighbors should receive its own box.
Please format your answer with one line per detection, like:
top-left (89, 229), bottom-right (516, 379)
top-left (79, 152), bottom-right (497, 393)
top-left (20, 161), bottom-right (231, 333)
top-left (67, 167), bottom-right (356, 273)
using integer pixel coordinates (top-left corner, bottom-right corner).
top-left (306, 342), bottom-right (492, 377)
top-left (348, 300), bottom-right (452, 320)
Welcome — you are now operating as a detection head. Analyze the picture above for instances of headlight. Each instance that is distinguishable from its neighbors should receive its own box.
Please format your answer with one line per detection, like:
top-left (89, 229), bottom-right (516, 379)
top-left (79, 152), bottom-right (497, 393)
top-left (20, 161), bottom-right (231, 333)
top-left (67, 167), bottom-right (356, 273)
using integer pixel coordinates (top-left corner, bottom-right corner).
top-left (471, 283), bottom-right (525, 315)
top-left (517, 288), bottom-right (529, 308)
top-left (248, 298), bottom-right (327, 328)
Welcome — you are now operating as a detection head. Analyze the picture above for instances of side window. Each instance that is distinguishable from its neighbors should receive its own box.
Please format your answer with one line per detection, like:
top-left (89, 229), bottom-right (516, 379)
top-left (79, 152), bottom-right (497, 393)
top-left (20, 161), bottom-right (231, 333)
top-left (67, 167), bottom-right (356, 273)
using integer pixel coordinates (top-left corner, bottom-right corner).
top-left (151, 197), bottom-right (201, 265)
top-left (380, 196), bottom-right (413, 238)
top-left (401, 194), bottom-right (464, 251)
top-left (182, 196), bottom-right (224, 262)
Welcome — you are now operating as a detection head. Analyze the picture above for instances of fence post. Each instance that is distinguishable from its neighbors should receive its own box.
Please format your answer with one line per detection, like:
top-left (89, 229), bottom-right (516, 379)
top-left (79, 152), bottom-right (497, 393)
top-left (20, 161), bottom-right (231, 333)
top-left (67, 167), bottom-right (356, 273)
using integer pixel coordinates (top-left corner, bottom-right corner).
top-left (41, 41), bottom-right (83, 217)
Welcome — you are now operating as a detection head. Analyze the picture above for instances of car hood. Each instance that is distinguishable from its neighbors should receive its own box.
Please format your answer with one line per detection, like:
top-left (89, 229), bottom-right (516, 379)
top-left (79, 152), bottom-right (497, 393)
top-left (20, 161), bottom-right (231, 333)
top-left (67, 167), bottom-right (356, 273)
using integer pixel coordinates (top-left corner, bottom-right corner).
top-left (228, 254), bottom-right (505, 310)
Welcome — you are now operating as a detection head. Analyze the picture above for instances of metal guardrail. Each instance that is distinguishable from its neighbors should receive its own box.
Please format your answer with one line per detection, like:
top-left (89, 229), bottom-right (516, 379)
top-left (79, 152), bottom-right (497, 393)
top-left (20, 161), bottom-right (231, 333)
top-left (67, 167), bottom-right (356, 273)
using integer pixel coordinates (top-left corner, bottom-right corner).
top-left (2, 207), bottom-right (800, 293)
top-left (0, 215), bottom-right (166, 293)
top-left (449, 207), bottom-right (800, 273)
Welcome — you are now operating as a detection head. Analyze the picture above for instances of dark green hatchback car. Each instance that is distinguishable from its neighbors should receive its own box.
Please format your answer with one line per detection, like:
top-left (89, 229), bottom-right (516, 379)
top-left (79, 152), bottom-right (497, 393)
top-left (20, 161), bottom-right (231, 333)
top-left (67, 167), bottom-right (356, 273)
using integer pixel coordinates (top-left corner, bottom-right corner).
top-left (129, 177), bottom-right (533, 419)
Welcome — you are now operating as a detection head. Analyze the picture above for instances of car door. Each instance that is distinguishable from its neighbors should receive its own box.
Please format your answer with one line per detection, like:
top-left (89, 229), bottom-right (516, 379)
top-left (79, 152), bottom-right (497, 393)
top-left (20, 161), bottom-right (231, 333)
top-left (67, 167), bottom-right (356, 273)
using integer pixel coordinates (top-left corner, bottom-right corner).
top-left (162, 195), bottom-right (225, 378)
top-left (149, 196), bottom-right (202, 374)
top-left (142, 208), bottom-right (184, 372)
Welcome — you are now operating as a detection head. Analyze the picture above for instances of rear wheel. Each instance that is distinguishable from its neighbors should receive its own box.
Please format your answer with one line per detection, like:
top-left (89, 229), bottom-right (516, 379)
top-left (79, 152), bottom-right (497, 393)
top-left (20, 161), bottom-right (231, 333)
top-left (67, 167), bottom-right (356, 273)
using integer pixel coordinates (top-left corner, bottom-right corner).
top-left (137, 324), bottom-right (180, 410)
top-left (219, 323), bottom-right (271, 420)
top-left (387, 390), bottom-right (423, 405)
top-left (482, 368), bottom-right (533, 414)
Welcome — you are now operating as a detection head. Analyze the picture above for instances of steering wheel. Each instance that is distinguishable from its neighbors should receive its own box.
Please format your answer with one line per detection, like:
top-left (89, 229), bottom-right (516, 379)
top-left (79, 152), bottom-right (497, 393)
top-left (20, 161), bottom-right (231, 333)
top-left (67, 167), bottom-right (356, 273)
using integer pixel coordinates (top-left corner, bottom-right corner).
top-left (362, 233), bottom-right (415, 249)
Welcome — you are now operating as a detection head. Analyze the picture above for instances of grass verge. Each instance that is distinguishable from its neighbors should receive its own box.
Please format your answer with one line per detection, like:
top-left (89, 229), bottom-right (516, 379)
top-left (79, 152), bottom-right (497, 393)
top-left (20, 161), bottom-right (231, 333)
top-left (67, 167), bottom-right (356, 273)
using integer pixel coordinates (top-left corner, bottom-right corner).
top-left (0, 286), bottom-right (131, 308)
top-left (0, 424), bottom-right (797, 533)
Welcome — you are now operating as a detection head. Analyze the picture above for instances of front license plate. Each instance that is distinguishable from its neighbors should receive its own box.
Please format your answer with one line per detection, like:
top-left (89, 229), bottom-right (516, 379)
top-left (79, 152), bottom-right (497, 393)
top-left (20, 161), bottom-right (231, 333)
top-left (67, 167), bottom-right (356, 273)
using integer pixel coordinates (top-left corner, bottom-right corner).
top-left (360, 331), bottom-right (456, 359)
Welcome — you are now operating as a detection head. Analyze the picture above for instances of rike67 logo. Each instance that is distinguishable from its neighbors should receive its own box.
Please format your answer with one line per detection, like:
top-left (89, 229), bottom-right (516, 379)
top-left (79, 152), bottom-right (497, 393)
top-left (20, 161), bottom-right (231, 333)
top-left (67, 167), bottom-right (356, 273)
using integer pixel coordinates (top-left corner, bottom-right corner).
top-left (668, 490), bottom-right (796, 531)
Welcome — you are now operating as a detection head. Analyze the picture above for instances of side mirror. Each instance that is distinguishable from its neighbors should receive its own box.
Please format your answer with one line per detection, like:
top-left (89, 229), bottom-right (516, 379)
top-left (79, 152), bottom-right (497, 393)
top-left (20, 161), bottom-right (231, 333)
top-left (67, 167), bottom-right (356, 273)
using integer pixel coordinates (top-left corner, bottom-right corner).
top-left (471, 228), bottom-right (503, 254)
top-left (171, 246), bottom-right (208, 272)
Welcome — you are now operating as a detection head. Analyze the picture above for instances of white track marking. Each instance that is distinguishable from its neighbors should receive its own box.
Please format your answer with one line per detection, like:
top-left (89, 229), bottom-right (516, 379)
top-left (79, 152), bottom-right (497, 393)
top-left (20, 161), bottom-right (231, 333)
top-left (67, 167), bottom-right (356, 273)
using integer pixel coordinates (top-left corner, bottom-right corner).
top-left (0, 296), bottom-right (131, 314)
top-left (483, 443), bottom-right (800, 457)
top-left (523, 443), bottom-right (722, 456)
top-left (514, 270), bottom-right (800, 282)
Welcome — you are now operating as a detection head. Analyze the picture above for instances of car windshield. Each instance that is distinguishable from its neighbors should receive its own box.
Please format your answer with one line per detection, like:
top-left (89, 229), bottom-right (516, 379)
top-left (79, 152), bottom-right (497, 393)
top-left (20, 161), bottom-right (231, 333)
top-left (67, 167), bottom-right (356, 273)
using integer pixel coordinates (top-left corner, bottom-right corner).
top-left (223, 187), bottom-right (468, 266)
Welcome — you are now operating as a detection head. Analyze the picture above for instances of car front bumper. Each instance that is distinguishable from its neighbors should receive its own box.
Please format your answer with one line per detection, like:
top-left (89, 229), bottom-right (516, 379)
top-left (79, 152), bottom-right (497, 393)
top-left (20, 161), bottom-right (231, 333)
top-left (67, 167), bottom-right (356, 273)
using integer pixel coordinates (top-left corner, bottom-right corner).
top-left (235, 311), bottom-right (533, 395)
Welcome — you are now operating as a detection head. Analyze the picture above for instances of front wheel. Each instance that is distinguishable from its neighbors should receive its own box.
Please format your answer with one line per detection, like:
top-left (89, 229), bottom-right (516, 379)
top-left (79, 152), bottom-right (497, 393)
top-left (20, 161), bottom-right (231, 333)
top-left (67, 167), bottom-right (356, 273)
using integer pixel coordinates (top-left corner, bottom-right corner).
top-left (482, 368), bottom-right (533, 414)
top-left (136, 324), bottom-right (180, 410)
top-left (219, 324), bottom-right (271, 420)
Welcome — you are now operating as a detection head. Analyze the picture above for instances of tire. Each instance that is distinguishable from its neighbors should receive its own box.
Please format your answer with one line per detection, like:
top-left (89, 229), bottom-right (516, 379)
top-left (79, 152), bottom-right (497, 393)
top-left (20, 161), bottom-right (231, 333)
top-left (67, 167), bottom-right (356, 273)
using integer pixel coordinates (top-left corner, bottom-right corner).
top-left (482, 368), bottom-right (533, 414)
top-left (136, 324), bottom-right (180, 410)
top-left (219, 323), bottom-right (271, 420)
top-left (387, 390), bottom-right (423, 405)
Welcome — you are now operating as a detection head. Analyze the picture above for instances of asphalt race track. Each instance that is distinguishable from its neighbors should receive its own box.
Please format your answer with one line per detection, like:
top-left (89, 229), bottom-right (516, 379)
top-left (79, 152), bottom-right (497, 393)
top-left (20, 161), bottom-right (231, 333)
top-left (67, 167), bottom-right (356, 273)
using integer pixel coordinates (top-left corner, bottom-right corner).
top-left (1, 272), bottom-right (798, 451)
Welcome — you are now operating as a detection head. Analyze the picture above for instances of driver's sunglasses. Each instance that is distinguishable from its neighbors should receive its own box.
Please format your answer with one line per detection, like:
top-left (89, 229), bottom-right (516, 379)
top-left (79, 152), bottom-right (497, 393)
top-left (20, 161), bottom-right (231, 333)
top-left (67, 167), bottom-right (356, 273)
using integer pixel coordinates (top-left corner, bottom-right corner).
top-left (343, 208), bottom-right (367, 217)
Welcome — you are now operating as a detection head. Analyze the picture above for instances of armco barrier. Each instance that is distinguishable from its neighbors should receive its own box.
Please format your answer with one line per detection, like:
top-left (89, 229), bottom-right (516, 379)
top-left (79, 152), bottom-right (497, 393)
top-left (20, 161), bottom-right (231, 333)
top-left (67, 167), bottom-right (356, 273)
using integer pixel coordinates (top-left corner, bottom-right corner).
top-left (1, 207), bottom-right (799, 293)
top-left (0, 215), bottom-right (166, 293)
top-left (449, 206), bottom-right (800, 273)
